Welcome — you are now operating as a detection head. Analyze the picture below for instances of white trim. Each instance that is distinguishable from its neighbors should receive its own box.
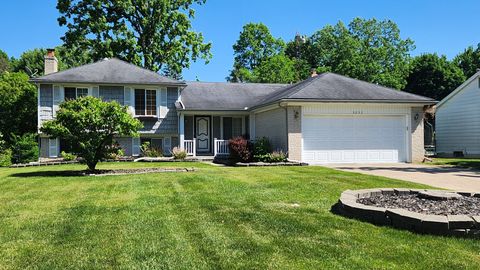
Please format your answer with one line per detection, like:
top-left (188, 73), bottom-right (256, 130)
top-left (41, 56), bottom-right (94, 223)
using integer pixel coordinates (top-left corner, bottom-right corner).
top-left (160, 88), bottom-right (168, 118)
top-left (436, 71), bottom-right (480, 109)
top-left (179, 113), bottom-right (185, 150)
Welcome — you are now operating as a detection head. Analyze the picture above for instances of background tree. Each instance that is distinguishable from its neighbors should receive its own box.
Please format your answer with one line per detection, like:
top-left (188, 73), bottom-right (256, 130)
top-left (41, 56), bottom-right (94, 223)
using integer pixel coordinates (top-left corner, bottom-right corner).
top-left (41, 97), bottom-right (142, 171)
top-left (251, 54), bottom-right (301, 83)
top-left (227, 23), bottom-right (285, 82)
top-left (57, 0), bottom-right (212, 78)
top-left (286, 18), bottom-right (415, 89)
top-left (0, 50), bottom-right (10, 73)
top-left (0, 72), bottom-right (37, 145)
top-left (403, 53), bottom-right (465, 100)
top-left (453, 44), bottom-right (480, 78)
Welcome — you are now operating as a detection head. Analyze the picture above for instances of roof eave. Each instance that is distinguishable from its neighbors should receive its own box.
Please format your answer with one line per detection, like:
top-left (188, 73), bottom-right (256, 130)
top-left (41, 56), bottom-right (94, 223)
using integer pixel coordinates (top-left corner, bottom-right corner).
top-left (29, 79), bottom-right (187, 87)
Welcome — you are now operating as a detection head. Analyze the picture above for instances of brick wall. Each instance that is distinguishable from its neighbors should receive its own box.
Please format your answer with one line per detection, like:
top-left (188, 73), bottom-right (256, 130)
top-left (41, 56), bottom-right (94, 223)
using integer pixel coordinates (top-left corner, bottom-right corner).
top-left (287, 106), bottom-right (302, 161)
top-left (411, 107), bottom-right (425, 162)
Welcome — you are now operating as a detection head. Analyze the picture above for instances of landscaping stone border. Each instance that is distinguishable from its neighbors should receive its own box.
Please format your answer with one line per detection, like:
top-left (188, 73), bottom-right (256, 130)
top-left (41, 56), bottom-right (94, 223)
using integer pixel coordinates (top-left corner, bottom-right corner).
top-left (335, 188), bottom-right (480, 238)
top-left (235, 161), bottom-right (308, 167)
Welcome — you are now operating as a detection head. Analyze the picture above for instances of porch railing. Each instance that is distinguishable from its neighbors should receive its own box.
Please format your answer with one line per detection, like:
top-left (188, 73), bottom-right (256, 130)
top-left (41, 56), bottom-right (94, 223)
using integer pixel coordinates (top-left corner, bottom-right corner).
top-left (214, 138), bottom-right (229, 156)
top-left (183, 139), bottom-right (196, 157)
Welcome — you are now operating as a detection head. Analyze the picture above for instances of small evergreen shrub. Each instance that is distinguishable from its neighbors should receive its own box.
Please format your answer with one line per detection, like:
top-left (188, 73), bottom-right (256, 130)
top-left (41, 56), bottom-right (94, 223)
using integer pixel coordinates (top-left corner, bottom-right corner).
top-left (0, 149), bottom-right (12, 167)
top-left (171, 147), bottom-right (187, 160)
top-left (253, 137), bottom-right (271, 162)
top-left (229, 136), bottom-right (252, 162)
top-left (141, 141), bottom-right (163, 157)
top-left (60, 151), bottom-right (77, 161)
top-left (11, 133), bottom-right (38, 164)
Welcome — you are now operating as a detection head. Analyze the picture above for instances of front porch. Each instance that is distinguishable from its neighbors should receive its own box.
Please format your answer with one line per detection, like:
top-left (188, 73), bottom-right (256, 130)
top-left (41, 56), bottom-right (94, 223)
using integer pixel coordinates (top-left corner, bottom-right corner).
top-left (179, 112), bottom-right (253, 157)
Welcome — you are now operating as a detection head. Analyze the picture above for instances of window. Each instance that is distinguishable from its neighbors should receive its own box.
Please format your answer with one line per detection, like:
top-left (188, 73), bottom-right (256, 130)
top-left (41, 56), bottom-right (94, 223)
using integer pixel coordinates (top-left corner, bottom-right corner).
top-left (65, 87), bottom-right (88, 100)
top-left (222, 117), bottom-right (243, 139)
top-left (135, 89), bottom-right (157, 116)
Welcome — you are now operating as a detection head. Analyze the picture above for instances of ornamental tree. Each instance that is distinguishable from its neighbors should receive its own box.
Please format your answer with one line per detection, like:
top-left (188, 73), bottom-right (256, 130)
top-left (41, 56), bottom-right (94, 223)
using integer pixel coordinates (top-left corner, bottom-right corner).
top-left (41, 96), bottom-right (142, 171)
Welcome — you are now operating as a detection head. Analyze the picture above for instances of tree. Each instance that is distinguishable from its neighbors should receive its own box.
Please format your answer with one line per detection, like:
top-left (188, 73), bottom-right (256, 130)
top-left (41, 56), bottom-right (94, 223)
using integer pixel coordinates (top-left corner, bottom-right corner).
top-left (285, 18), bottom-right (415, 89)
top-left (41, 97), bottom-right (142, 171)
top-left (10, 133), bottom-right (38, 164)
top-left (252, 54), bottom-right (302, 83)
top-left (57, 0), bottom-right (212, 78)
top-left (0, 72), bottom-right (37, 145)
top-left (0, 50), bottom-right (10, 73)
top-left (404, 53), bottom-right (465, 100)
top-left (227, 23), bottom-right (285, 82)
top-left (453, 44), bottom-right (480, 78)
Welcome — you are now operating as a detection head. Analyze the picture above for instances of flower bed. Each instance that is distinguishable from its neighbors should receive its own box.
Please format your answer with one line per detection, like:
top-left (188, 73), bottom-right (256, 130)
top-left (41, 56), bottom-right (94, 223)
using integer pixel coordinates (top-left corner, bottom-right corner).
top-left (335, 188), bottom-right (480, 237)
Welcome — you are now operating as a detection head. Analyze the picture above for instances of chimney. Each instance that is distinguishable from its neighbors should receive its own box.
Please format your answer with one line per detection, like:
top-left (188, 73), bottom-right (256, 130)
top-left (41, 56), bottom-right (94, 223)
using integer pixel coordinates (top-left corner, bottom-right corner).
top-left (44, 48), bottom-right (58, 75)
top-left (310, 69), bottom-right (318, 77)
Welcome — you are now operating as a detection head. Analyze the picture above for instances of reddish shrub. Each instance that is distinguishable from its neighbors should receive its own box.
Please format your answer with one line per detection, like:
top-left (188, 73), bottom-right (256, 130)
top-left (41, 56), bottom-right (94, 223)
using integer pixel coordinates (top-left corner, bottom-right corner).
top-left (228, 136), bottom-right (252, 162)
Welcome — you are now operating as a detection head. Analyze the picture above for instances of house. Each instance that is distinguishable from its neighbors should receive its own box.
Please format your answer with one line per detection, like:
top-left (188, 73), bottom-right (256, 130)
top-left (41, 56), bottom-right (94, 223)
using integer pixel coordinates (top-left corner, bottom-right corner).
top-left (32, 49), bottom-right (435, 164)
top-left (436, 71), bottom-right (480, 157)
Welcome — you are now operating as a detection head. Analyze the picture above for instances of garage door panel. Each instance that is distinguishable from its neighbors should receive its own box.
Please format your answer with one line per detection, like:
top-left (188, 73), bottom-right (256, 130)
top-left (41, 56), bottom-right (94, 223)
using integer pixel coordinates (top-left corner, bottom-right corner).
top-left (302, 115), bottom-right (407, 163)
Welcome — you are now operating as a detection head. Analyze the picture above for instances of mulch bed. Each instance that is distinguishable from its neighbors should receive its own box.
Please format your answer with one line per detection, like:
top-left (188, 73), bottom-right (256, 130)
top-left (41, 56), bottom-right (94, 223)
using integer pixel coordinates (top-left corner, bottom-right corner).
top-left (358, 194), bottom-right (480, 216)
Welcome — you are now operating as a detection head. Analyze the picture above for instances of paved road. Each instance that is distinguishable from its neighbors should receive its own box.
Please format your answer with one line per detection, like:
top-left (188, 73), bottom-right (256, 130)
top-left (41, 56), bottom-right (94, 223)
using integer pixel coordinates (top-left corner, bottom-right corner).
top-left (326, 163), bottom-right (480, 192)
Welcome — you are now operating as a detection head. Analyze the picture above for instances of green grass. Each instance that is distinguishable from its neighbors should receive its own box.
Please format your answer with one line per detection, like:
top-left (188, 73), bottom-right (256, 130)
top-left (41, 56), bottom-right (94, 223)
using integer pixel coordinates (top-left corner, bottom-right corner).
top-left (0, 162), bottom-right (479, 269)
top-left (428, 158), bottom-right (480, 170)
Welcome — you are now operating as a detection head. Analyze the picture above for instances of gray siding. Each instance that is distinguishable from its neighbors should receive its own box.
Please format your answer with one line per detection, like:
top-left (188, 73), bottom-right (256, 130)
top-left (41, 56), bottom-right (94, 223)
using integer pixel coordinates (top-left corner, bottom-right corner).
top-left (99, 85), bottom-right (124, 105)
top-left (39, 84), bottom-right (53, 125)
top-left (116, 137), bottom-right (132, 156)
top-left (255, 107), bottom-right (287, 152)
top-left (436, 77), bottom-right (480, 156)
top-left (139, 87), bottom-right (179, 134)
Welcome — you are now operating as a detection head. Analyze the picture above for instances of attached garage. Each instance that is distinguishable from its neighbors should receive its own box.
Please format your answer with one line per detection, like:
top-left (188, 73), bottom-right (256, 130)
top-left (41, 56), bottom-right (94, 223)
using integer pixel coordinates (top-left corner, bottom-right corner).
top-left (302, 114), bottom-right (407, 164)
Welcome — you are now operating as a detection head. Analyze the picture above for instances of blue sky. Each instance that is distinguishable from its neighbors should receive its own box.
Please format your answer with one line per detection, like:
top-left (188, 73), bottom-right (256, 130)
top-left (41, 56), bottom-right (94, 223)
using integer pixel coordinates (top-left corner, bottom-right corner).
top-left (1, 0), bottom-right (479, 81)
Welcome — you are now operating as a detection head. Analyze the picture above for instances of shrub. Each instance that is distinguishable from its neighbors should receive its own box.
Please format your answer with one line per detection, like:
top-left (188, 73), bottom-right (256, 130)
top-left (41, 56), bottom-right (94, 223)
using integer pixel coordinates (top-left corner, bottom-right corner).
top-left (253, 137), bottom-right (271, 162)
top-left (0, 149), bottom-right (12, 167)
top-left (266, 150), bottom-right (288, 163)
top-left (60, 151), bottom-right (77, 161)
top-left (141, 141), bottom-right (163, 157)
top-left (11, 133), bottom-right (38, 164)
top-left (105, 143), bottom-right (124, 160)
top-left (171, 147), bottom-right (187, 160)
top-left (229, 136), bottom-right (252, 162)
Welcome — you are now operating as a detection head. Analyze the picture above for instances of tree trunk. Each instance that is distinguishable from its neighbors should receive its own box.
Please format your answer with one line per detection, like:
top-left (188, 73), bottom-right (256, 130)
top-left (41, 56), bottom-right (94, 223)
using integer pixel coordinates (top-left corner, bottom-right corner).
top-left (86, 160), bottom-right (97, 172)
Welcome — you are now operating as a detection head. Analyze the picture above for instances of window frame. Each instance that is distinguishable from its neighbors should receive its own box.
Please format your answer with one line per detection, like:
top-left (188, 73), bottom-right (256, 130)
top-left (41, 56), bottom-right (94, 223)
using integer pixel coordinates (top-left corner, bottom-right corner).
top-left (64, 87), bottom-right (88, 100)
top-left (134, 88), bottom-right (157, 116)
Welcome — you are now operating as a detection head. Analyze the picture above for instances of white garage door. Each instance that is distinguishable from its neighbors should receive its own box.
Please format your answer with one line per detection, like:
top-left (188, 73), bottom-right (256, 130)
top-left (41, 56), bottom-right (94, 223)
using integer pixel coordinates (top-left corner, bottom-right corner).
top-left (302, 115), bottom-right (407, 163)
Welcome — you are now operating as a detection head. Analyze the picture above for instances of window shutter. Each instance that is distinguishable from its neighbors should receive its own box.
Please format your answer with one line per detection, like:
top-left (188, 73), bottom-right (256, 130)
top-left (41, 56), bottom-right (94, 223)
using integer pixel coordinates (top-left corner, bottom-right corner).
top-left (124, 87), bottom-right (134, 114)
top-left (52, 85), bottom-right (63, 117)
top-left (132, 137), bottom-right (140, 156)
top-left (92, 86), bottom-right (99, 97)
top-left (159, 88), bottom-right (168, 118)
top-left (164, 137), bottom-right (171, 154)
top-left (49, 138), bottom-right (58, 157)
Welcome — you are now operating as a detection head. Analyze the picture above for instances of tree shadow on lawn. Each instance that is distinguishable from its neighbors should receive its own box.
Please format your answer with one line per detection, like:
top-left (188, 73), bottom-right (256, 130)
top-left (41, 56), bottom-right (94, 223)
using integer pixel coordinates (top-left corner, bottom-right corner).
top-left (9, 170), bottom-right (89, 178)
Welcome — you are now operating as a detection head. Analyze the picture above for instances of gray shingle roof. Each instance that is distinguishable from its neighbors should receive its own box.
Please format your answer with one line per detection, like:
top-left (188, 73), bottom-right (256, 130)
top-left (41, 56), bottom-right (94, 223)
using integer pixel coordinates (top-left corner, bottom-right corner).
top-left (254, 72), bottom-right (435, 108)
top-left (180, 81), bottom-right (287, 110)
top-left (31, 58), bottom-right (184, 86)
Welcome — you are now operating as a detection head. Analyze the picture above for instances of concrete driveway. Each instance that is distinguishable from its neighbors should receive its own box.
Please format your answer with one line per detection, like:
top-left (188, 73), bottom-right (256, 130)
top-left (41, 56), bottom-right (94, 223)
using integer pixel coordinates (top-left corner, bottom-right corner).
top-left (326, 163), bottom-right (480, 191)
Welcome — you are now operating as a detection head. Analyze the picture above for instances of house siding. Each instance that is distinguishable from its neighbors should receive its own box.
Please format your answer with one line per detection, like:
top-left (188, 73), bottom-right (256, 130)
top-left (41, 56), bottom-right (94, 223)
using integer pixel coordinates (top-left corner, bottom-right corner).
top-left (116, 137), bottom-right (132, 156)
top-left (254, 107), bottom-right (287, 152)
top-left (99, 85), bottom-right (124, 105)
top-left (436, 78), bottom-right (480, 156)
top-left (139, 87), bottom-right (178, 134)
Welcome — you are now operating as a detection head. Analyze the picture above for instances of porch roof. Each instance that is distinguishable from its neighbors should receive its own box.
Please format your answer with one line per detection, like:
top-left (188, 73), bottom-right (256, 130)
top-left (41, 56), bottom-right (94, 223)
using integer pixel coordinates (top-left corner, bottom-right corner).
top-left (180, 81), bottom-right (287, 111)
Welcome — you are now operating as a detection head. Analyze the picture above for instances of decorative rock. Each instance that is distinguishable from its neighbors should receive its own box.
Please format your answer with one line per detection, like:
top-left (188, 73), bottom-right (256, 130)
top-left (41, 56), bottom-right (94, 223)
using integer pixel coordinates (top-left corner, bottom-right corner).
top-left (447, 215), bottom-right (475, 229)
top-left (418, 190), bottom-right (462, 201)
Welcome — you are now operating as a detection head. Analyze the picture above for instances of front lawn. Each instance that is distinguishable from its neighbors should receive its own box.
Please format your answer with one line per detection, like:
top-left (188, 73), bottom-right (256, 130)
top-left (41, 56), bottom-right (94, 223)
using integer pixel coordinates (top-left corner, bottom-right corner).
top-left (429, 158), bottom-right (480, 170)
top-left (0, 162), bottom-right (479, 269)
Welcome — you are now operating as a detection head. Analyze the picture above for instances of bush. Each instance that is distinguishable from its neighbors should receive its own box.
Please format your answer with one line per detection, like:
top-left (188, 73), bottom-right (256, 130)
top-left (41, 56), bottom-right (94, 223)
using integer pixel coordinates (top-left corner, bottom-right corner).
top-left (105, 143), bottom-right (124, 160)
top-left (60, 151), bottom-right (77, 161)
top-left (11, 133), bottom-right (38, 164)
top-left (0, 148), bottom-right (12, 167)
top-left (229, 136), bottom-right (252, 162)
top-left (266, 150), bottom-right (287, 163)
top-left (253, 137), bottom-right (271, 162)
top-left (141, 141), bottom-right (163, 157)
top-left (171, 147), bottom-right (187, 160)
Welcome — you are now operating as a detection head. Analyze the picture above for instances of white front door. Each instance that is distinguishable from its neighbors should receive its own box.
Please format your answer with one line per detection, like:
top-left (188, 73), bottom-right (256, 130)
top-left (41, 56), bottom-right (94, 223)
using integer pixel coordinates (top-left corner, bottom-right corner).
top-left (195, 116), bottom-right (210, 152)
top-left (302, 115), bottom-right (407, 164)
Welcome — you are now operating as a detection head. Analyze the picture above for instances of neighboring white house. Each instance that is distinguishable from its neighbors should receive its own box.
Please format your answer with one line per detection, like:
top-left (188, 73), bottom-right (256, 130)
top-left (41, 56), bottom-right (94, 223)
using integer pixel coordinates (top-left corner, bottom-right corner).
top-left (436, 71), bottom-right (480, 157)
top-left (33, 49), bottom-right (435, 164)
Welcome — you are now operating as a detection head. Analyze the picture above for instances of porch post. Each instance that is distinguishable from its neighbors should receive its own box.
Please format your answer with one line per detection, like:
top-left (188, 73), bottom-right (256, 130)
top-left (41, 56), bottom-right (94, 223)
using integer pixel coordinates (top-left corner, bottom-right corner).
top-left (179, 113), bottom-right (185, 150)
top-left (214, 138), bottom-right (217, 156)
